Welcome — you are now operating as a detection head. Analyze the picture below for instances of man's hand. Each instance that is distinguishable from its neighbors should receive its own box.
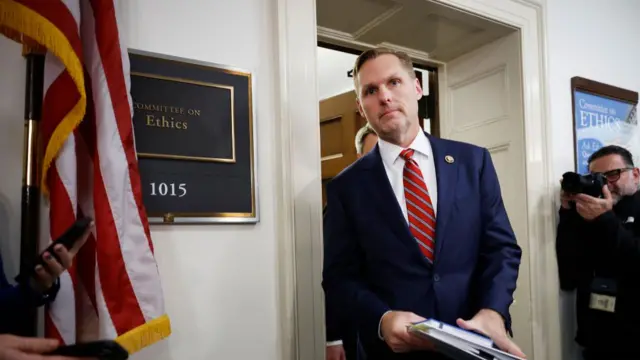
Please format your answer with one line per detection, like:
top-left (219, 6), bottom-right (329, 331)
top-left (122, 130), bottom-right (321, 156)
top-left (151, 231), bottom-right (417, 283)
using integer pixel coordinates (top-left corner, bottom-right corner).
top-left (456, 309), bottom-right (526, 358)
top-left (559, 180), bottom-right (574, 209)
top-left (574, 186), bottom-right (613, 221)
top-left (30, 222), bottom-right (93, 292)
top-left (0, 334), bottom-right (92, 360)
top-left (326, 344), bottom-right (345, 360)
top-left (380, 311), bottom-right (433, 353)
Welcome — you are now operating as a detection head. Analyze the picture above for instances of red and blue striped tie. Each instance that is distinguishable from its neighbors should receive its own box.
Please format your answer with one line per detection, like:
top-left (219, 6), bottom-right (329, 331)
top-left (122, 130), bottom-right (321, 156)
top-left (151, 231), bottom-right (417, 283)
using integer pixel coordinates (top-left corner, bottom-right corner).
top-left (400, 149), bottom-right (436, 262)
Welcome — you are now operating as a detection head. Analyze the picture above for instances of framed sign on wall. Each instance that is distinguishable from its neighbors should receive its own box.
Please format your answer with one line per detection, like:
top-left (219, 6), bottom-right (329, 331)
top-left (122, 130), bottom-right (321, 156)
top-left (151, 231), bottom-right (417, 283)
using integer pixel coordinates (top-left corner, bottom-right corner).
top-left (128, 49), bottom-right (258, 224)
top-left (571, 76), bottom-right (638, 174)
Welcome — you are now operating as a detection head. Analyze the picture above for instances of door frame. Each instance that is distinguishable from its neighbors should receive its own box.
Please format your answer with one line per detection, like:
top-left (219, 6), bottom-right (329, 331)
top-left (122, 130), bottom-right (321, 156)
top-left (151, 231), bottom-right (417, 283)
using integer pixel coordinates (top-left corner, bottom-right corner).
top-left (274, 0), bottom-right (560, 359)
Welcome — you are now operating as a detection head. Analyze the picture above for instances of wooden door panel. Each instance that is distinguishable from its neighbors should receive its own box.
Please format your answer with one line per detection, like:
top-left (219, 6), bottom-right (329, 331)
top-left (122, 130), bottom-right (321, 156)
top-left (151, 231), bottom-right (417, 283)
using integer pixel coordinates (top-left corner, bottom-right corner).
top-left (319, 90), bottom-right (364, 205)
top-left (320, 115), bottom-right (351, 179)
top-left (320, 91), bottom-right (359, 179)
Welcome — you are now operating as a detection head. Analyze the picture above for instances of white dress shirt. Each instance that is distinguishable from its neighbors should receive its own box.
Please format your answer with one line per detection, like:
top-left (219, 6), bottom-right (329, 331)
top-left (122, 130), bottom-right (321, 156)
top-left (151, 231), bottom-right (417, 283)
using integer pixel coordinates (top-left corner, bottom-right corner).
top-left (377, 130), bottom-right (438, 220)
top-left (376, 130), bottom-right (438, 340)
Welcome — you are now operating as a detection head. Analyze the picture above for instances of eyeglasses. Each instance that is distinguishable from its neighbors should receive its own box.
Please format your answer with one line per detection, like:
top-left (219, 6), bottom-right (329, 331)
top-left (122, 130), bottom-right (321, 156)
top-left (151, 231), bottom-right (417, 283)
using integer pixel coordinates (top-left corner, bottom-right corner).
top-left (593, 167), bottom-right (634, 182)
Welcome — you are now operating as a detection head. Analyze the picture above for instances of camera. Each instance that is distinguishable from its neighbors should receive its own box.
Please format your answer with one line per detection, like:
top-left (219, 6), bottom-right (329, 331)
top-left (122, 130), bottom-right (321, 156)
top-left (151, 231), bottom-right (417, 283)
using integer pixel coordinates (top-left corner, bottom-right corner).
top-left (561, 171), bottom-right (606, 198)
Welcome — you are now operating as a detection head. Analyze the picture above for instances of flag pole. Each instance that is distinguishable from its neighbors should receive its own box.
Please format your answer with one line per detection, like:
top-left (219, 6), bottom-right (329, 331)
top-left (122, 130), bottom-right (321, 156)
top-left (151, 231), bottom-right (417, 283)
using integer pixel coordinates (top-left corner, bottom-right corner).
top-left (19, 44), bottom-right (45, 337)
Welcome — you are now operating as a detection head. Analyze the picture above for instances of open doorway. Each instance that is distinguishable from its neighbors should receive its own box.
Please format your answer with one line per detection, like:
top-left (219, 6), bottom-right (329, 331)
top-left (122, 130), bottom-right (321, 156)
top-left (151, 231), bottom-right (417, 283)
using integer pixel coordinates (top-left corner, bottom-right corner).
top-left (315, 0), bottom-right (534, 357)
top-left (274, 0), bottom-right (557, 359)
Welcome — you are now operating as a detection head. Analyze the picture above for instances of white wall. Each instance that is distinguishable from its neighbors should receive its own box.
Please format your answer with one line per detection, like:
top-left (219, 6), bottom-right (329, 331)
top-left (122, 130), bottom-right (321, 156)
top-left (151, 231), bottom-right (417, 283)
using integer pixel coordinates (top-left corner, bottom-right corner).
top-left (546, 0), bottom-right (640, 359)
top-left (547, 0), bottom-right (640, 180)
top-left (0, 1), bottom-right (281, 360)
top-left (0, 38), bottom-right (26, 280)
top-left (121, 1), bottom-right (281, 359)
top-left (317, 47), bottom-right (358, 100)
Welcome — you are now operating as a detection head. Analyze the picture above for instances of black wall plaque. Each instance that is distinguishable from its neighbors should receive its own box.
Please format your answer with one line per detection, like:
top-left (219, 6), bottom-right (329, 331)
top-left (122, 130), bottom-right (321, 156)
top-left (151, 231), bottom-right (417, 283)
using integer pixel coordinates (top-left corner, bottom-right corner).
top-left (128, 50), bottom-right (257, 224)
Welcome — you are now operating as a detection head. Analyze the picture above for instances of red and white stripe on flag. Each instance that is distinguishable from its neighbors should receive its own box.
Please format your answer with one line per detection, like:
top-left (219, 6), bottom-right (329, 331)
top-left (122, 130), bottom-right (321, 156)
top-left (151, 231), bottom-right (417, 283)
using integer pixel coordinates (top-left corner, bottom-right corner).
top-left (0, 0), bottom-right (171, 353)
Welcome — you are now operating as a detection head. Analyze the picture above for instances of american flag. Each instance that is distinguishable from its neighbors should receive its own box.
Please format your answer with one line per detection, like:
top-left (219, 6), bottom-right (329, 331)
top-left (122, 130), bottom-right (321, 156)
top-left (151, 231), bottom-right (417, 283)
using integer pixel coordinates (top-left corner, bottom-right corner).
top-left (0, 0), bottom-right (171, 353)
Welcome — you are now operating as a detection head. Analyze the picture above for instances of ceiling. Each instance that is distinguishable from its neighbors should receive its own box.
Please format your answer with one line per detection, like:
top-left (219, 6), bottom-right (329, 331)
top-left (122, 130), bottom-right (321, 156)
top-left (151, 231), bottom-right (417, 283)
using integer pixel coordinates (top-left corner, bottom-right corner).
top-left (316, 0), bottom-right (516, 62)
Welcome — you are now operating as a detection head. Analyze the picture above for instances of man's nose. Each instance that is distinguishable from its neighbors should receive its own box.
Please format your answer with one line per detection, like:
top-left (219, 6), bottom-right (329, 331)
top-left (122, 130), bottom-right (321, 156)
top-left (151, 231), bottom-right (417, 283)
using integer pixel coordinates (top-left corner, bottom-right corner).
top-left (377, 86), bottom-right (392, 103)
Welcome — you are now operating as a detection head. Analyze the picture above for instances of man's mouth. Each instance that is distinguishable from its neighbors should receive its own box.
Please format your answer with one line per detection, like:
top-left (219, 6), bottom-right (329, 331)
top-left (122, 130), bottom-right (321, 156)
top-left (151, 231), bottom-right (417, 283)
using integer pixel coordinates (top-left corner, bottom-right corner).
top-left (380, 109), bottom-right (399, 118)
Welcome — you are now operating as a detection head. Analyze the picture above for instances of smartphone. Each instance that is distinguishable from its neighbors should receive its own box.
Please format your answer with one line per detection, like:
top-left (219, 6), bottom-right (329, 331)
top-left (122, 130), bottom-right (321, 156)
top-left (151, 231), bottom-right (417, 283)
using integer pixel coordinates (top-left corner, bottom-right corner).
top-left (47, 340), bottom-right (129, 360)
top-left (15, 217), bottom-right (92, 284)
top-left (44, 216), bottom-right (93, 255)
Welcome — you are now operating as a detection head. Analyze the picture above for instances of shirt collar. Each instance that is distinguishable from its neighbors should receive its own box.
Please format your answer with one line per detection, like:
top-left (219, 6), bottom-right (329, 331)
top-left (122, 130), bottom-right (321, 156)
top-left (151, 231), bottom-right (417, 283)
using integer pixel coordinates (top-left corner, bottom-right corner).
top-left (378, 130), bottom-right (432, 167)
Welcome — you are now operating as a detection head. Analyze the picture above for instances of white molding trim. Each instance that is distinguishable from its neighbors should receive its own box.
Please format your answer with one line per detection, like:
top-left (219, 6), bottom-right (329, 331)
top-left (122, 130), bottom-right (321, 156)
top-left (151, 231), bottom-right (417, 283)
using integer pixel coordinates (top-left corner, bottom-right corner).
top-left (487, 141), bottom-right (512, 154)
top-left (275, 0), bottom-right (325, 359)
top-left (316, 26), bottom-right (355, 44)
top-left (276, 1), bottom-right (559, 360)
top-left (316, 26), bottom-right (441, 67)
top-left (274, 1), bottom-right (297, 359)
top-left (377, 42), bottom-right (432, 63)
top-left (352, 4), bottom-right (404, 39)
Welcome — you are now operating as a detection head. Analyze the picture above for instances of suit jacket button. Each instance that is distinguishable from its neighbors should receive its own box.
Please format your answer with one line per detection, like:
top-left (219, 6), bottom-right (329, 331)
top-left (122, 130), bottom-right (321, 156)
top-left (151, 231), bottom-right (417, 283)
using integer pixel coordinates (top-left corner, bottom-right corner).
top-left (433, 274), bottom-right (440, 282)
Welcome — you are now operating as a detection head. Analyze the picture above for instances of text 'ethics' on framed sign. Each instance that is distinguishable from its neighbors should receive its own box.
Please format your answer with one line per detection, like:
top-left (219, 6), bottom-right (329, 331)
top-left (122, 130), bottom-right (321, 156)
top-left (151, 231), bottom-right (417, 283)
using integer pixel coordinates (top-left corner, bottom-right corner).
top-left (571, 77), bottom-right (638, 175)
top-left (128, 49), bottom-right (258, 224)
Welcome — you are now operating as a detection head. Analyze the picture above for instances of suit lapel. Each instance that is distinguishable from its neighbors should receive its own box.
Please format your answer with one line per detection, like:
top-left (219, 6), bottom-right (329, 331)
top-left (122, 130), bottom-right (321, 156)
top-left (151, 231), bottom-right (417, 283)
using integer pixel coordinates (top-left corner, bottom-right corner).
top-left (428, 135), bottom-right (458, 263)
top-left (363, 146), bottom-right (419, 253)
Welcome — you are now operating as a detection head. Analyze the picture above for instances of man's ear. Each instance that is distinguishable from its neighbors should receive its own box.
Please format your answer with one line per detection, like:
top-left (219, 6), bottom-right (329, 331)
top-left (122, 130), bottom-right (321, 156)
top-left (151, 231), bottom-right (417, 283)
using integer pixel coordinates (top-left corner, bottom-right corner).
top-left (356, 97), bottom-right (365, 118)
top-left (414, 78), bottom-right (423, 100)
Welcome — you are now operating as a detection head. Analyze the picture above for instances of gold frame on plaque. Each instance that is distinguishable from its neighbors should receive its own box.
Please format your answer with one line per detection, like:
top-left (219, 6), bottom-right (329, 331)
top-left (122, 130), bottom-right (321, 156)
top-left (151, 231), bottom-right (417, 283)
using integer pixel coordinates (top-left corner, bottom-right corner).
top-left (128, 49), bottom-right (258, 224)
top-left (131, 71), bottom-right (237, 163)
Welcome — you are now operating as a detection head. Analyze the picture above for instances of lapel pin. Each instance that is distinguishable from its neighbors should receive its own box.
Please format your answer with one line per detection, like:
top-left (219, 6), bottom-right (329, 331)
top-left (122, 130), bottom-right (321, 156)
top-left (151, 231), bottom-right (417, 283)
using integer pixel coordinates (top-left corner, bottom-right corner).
top-left (445, 155), bottom-right (455, 164)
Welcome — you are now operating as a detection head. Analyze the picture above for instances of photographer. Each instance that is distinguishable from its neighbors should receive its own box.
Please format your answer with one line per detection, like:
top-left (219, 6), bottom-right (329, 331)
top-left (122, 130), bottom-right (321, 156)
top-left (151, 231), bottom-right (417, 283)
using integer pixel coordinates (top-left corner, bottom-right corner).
top-left (556, 145), bottom-right (640, 360)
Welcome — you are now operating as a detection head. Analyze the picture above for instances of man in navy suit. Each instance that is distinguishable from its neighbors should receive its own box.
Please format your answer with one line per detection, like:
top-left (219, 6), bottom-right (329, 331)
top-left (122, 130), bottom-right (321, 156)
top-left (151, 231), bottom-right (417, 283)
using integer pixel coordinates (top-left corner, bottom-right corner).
top-left (321, 48), bottom-right (525, 359)
top-left (326, 124), bottom-right (378, 360)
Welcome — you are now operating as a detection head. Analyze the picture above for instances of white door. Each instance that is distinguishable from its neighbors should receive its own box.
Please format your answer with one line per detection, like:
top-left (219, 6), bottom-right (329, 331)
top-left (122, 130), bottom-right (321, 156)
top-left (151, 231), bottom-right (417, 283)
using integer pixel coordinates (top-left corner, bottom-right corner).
top-left (441, 31), bottom-right (532, 357)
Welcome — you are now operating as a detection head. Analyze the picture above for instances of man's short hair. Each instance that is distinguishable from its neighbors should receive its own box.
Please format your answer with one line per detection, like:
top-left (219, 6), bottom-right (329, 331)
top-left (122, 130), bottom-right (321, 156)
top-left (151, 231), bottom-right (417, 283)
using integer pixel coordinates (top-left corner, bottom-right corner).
top-left (355, 123), bottom-right (376, 155)
top-left (352, 47), bottom-right (416, 91)
top-left (588, 145), bottom-right (635, 167)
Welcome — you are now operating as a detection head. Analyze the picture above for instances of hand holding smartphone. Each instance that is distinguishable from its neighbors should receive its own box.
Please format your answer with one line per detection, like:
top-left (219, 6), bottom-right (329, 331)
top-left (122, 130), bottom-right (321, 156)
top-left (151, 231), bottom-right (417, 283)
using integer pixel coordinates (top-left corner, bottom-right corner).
top-left (16, 217), bottom-right (93, 289)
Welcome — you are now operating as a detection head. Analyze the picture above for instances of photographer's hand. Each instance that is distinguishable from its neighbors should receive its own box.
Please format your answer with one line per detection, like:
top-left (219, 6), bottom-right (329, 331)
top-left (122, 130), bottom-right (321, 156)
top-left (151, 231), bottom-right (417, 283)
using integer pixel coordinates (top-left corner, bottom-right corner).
top-left (574, 186), bottom-right (613, 220)
top-left (559, 179), bottom-right (575, 209)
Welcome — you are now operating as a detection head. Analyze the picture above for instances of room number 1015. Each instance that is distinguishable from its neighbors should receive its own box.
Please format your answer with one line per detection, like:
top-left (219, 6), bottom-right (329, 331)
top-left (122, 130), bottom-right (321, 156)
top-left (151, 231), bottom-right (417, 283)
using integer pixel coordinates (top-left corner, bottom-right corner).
top-left (150, 182), bottom-right (187, 197)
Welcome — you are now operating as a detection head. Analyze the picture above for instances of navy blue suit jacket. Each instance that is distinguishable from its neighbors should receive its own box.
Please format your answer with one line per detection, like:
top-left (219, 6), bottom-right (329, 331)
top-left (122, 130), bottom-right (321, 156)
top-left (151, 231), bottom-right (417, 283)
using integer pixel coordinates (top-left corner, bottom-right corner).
top-left (322, 134), bottom-right (521, 360)
top-left (324, 204), bottom-right (362, 359)
top-left (0, 252), bottom-right (59, 335)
